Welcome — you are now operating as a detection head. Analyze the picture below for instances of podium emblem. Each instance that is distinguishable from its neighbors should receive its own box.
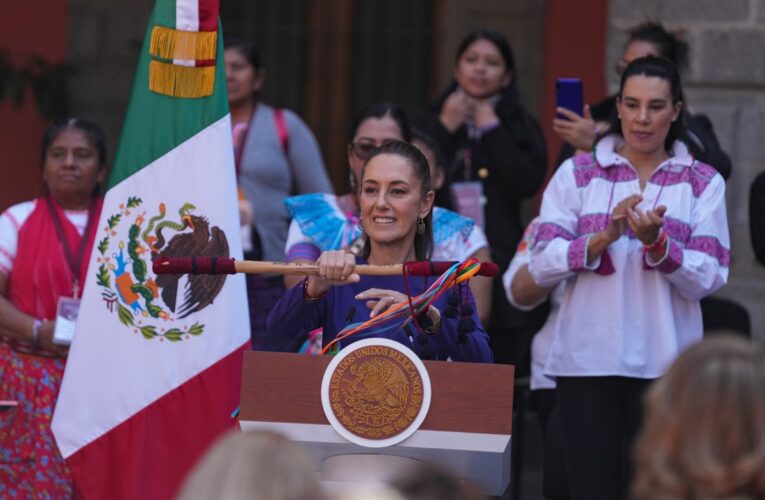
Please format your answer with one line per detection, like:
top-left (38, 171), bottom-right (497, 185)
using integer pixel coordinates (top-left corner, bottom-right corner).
top-left (321, 339), bottom-right (432, 448)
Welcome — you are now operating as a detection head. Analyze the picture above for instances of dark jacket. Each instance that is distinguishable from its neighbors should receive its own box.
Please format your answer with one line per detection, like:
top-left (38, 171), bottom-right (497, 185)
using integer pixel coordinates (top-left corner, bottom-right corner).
top-left (417, 86), bottom-right (548, 271)
top-left (750, 171), bottom-right (765, 265)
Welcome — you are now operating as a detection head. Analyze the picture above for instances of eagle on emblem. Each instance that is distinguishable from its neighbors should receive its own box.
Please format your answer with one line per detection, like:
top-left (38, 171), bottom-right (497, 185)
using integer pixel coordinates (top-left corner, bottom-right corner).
top-left (351, 359), bottom-right (409, 409)
top-left (151, 213), bottom-right (229, 318)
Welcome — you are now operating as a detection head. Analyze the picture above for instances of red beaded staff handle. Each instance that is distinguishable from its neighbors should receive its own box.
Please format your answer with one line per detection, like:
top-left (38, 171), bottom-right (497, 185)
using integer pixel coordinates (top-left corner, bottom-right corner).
top-left (152, 256), bottom-right (499, 278)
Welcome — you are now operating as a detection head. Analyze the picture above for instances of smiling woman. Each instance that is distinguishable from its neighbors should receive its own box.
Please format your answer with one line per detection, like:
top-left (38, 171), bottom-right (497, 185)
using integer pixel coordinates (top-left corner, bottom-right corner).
top-left (0, 118), bottom-right (106, 496)
top-left (268, 141), bottom-right (493, 363)
top-left (529, 56), bottom-right (730, 500)
top-left (358, 144), bottom-right (434, 264)
top-left (283, 102), bottom-right (493, 330)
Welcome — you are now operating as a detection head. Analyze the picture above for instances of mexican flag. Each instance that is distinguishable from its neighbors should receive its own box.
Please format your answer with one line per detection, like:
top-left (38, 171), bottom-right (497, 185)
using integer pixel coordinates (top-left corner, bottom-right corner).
top-left (51, 1), bottom-right (250, 498)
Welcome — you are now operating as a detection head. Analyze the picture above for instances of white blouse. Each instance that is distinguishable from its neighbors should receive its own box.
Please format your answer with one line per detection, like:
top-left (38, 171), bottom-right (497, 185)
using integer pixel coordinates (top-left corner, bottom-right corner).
top-left (530, 136), bottom-right (730, 379)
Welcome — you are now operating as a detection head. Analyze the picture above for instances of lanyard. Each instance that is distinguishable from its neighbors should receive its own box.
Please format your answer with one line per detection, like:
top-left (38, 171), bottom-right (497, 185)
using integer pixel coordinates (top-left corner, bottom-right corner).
top-left (232, 121), bottom-right (249, 178)
top-left (462, 146), bottom-right (473, 181)
top-left (45, 195), bottom-right (97, 299)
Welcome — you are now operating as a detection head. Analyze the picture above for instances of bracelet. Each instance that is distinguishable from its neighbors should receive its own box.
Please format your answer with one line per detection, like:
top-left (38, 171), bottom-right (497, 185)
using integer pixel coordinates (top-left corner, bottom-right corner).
top-left (31, 319), bottom-right (42, 348)
top-left (644, 229), bottom-right (668, 253)
top-left (302, 277), bottom-right (326, 302)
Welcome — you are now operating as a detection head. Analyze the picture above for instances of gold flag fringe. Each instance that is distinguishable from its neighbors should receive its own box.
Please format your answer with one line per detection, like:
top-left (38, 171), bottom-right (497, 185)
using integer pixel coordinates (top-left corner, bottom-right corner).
top-left (150, 26), bottom-right (217, 61)
top-left (149, 60), bottom-right (215, 98)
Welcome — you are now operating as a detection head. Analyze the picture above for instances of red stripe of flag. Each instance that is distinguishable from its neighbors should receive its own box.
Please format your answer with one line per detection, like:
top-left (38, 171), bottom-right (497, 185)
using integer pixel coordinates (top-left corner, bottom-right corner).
top-left (197, 0), bottom-right (219, 32)
top-left (67, 343), bottom-right (247, 500)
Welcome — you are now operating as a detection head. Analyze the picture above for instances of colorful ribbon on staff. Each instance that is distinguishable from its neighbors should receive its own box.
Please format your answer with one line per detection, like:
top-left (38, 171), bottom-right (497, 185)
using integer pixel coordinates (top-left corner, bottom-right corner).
top-left (320, 257), bottom-right (483, 354)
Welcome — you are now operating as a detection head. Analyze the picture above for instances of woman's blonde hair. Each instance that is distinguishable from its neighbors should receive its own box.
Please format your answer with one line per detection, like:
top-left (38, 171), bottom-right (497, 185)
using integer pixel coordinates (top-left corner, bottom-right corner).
top-left (176, 430), bottom-right (323, 500)
top-left (631, 336), bottom-right (765, 499)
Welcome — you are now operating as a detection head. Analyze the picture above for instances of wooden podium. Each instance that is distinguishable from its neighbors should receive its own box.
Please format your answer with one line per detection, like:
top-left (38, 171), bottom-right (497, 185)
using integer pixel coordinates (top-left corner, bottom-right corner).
top-left (239, 350), bottom-right (515, 495)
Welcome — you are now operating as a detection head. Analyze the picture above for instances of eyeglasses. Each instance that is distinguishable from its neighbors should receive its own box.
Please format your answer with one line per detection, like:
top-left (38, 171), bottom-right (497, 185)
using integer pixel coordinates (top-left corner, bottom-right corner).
top-left (349, 142), bottom-right (379, 161)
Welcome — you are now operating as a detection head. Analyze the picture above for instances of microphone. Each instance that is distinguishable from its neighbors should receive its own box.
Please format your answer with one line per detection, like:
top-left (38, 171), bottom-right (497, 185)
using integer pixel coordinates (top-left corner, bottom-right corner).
top-left (345, 306), bottom-right (356, 325)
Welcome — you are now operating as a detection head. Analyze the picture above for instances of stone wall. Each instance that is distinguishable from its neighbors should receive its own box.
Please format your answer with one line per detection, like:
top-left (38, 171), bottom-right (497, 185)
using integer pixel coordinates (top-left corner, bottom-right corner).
top-left (609, 0), bottom-right (765, 339)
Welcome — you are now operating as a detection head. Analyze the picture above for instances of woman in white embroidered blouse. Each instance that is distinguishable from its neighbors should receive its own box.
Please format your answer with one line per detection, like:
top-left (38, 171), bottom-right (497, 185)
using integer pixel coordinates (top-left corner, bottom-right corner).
top-left (529, 56), bottom-right (730, 500)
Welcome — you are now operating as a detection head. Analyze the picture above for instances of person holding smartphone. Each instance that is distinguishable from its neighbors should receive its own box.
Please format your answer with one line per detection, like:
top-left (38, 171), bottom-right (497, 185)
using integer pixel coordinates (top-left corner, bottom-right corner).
top-left (416, 28), bottom-right (547, 369)
top-left (553, 21), bottom-right (731, 180)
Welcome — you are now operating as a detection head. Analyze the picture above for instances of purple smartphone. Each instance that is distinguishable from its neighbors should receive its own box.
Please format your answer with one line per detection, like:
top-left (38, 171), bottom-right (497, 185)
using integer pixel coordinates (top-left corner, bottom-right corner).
top-left (556, 78), bottom-right (584, 119)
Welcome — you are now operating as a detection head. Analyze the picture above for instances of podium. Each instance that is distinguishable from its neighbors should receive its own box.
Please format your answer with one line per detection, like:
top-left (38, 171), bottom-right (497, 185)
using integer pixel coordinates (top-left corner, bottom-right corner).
top-left (239, 350), bottom-right (515, 495)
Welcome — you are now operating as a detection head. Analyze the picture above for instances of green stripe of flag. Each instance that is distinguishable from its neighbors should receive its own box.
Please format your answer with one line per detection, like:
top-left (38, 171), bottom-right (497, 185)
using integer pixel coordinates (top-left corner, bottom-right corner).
top-left (108, 7), bottom-right (227, 189)
top-left (153, 0), bottom-right (177, 28)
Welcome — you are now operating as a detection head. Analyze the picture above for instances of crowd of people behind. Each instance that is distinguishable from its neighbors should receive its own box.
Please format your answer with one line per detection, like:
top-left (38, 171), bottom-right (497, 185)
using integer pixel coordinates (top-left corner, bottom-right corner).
top-left (1, 19), bottom-right (764, 500)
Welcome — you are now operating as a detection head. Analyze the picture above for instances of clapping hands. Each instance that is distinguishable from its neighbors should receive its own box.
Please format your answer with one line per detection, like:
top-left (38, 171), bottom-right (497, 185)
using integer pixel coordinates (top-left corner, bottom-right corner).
top-left (606, 194), bottom-right (666, 245)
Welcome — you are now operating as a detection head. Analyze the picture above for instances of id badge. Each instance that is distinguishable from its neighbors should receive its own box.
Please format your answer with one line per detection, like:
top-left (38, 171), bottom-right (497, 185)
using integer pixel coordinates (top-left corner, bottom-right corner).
top-left (451, 181), bottom-right (486, 229)
top-left (53, 297), bottom-right (81, 345)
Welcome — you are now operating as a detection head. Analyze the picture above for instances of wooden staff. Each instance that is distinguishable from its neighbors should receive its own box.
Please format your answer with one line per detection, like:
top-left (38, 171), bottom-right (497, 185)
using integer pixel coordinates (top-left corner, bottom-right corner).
top-left (234, 260), bottom-right (404, 276)
top-left (152, 256), bottom-right (499, 277)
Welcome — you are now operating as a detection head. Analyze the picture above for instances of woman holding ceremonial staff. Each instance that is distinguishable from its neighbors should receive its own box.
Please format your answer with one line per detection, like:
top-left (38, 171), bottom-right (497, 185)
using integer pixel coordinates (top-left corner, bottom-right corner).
top-left (284, 102), bottom-right (492, 325)
top-left (267, 141), bottom-right (493, 363)
top-left (530, 56), bottom-right (730, 500)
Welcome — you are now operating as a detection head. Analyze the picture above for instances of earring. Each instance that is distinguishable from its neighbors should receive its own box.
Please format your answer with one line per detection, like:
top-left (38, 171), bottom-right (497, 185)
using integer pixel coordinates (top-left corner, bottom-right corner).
top-left (416, 218), bottom-right (425, 235)
top-left (348, 172), bottom-right (357, 193)
top-left (358, 219), bottom-right (364, 233)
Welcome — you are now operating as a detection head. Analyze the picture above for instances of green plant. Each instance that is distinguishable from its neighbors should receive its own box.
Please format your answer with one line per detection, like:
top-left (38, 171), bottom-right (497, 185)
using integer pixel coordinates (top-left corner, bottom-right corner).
top-left (0, 51), bottom-right (73, 119)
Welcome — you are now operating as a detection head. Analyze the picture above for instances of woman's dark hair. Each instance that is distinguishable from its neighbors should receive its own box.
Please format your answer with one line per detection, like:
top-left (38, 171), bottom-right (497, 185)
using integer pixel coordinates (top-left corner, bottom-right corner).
top-left (454, 28), bottom-right (518, 102)
top-left (349, 101), bottom-right (412, 142)
top-left (223, 37), bottom-right (262, 71)
top-left (456, 28), bottom-right (515, 72)
top-left (411, 127), bottom-right (445, 174)
top-left (606, 55), bottom-right (687, 153)
top-left (41, 118), bottom-right (107, 197)
top-left (41, 118), bottom-right (107, 167)
top-left (361, 141), bottom-right (433, 261)
top-left (627, 21), bottom-right (689, 71)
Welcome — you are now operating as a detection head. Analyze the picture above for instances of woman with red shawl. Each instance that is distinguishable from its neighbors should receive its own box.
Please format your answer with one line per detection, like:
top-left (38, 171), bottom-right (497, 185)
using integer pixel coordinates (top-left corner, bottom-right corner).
top-left (0, 118), bottom-right (106, 498)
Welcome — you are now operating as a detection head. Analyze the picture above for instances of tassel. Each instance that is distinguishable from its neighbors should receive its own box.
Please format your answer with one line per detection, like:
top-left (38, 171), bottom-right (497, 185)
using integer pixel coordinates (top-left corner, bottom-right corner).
top-left (444, 289), bottom-right (459, 318)
top-left (150, 26), bottom-right (217, 61)
top-left (149, 60), bottom-right (215, 98)
top-left (458, 317), bottom-right (475, 335)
